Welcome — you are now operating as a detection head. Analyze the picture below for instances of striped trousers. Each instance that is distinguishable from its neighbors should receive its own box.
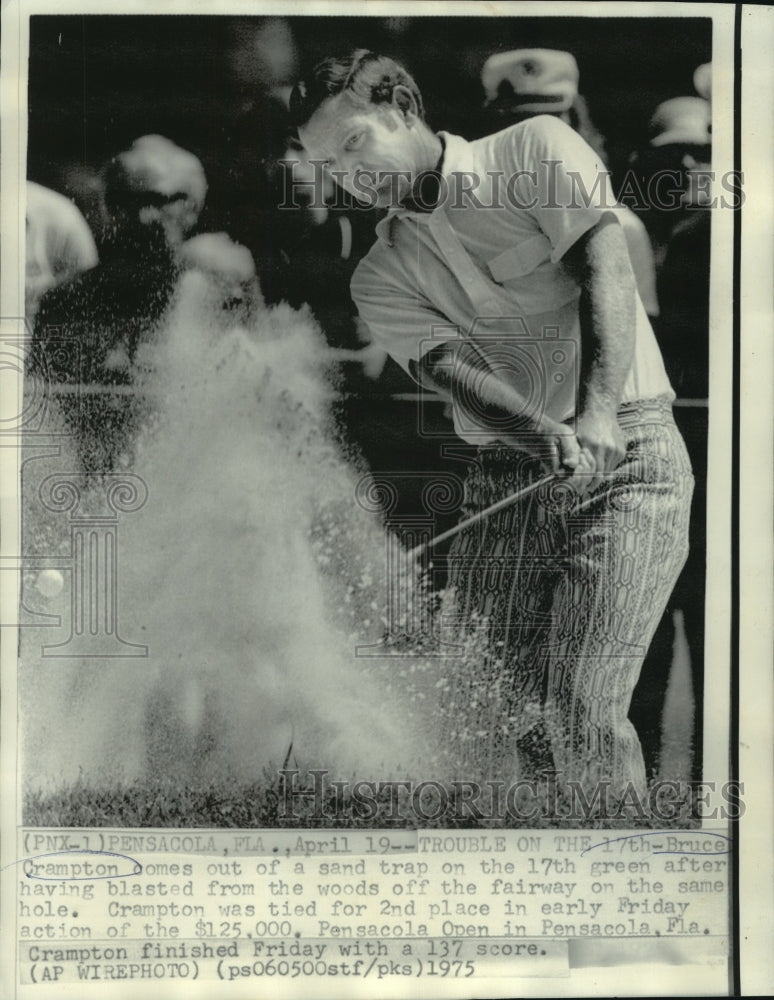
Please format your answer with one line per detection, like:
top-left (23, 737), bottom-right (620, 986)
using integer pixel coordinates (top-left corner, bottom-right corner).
top-left (444, 396), bottom-right (694, 799)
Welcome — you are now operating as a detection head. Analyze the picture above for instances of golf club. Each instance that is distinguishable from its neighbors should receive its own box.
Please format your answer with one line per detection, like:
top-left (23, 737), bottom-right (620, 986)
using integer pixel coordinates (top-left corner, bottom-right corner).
top-left (407, 470), bottom-right (557, 560)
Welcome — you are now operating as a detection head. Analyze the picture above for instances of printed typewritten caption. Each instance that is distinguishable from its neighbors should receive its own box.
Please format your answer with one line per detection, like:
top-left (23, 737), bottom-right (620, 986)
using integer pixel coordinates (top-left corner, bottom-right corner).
top-left (14, 827), bottom-right (728, 988)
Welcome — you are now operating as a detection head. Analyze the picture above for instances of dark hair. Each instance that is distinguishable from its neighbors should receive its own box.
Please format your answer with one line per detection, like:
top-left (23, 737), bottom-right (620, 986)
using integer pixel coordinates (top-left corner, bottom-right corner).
top-left (289, 49), bottom-right (424, 128)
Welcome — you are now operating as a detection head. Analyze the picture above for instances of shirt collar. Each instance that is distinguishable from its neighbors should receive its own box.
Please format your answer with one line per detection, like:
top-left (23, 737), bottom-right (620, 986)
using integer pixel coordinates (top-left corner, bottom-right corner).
top-left (398, 134), bottom-right (446, 214)
top-left (374, 131), bottom-right (475, 245)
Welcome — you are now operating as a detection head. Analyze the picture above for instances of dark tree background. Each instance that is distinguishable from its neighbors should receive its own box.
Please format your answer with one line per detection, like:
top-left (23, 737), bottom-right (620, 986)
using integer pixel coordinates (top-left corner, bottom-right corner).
top-left (27, 14), bottom-right (712, 197)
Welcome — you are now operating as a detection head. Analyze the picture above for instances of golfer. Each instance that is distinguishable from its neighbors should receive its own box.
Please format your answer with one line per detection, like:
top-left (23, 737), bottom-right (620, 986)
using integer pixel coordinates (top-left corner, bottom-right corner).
top-left (290, 50), bottom-right (693, 801)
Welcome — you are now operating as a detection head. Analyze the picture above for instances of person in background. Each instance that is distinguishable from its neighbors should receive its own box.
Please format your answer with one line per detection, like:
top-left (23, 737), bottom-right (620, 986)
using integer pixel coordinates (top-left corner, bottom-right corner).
top-left (212, 18), bottom-right (301, 306)
top-left (629, 67), bottom-right (712, 782)
top-left (628, 87), bottom-right (712, 275)
top-left (479, 49), bottom-right (660, 320)
top-left (25, 180), bottom-right (98, 328)
top-left (33, 134), bottom-right (209, 385)
top-left (30, 135), bottom-right (252, 471)
top-left (648, 87), bottom-right (712, 398)
top-left (279, 137), bottom-right (388, 385)
top-left (217, 19), bottom-right (392, 383)
top-left (35, 128), bottom-right (260, 383)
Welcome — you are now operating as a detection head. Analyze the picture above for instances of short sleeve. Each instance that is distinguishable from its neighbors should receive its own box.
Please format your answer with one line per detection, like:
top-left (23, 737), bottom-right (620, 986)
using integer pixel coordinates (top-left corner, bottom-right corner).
top-left (501, 116), bottom-right (619, 263)
top-left (351, 258), bottom-right (454, 375)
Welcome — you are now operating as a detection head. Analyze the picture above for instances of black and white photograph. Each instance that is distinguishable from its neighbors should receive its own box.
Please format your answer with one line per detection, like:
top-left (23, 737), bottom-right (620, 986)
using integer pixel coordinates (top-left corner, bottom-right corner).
top-left (14, 4), bottom-right (719, 826)
top-left (1, 1), bottom-right (771, 997)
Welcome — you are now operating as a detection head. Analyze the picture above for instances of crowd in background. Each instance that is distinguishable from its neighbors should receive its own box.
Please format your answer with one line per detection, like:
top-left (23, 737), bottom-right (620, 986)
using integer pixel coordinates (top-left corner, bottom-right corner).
top-left (27, 18), bottom-right (711, 398)
top-left (26, 15), bottom-right (713, 400)
top-left (24, 15), bottom-right (714, 781)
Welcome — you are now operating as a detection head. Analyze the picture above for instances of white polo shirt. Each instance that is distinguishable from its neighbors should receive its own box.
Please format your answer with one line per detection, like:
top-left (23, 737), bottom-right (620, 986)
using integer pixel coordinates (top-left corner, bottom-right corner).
top-left (351, 116), bottom-right (673, 444)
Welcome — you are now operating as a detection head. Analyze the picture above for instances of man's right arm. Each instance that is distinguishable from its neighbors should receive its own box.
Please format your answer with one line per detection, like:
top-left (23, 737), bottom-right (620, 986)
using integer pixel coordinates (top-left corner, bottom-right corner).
top-left (417, 340), bottom-right (585, 477)
top-left (352, 260), bottom-right (587, 480)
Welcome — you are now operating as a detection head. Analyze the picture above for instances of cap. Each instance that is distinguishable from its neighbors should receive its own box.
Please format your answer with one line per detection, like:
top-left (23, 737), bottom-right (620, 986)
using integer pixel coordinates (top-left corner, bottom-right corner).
top-left (648, 97), bottom-right (711, 147)
top-left (481, 49), bottom-right (579, 115)
top-left (106, 135), bottom-right (207, 212)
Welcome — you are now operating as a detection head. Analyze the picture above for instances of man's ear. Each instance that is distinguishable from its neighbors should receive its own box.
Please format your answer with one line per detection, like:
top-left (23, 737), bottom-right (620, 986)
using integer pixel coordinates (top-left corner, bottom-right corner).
top-left (391, 84), bottom-right (419, 122)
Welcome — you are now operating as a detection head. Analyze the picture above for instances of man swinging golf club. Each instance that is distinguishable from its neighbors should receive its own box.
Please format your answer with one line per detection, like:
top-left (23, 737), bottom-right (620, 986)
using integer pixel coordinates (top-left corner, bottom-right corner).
top-left (290, 50), bottom-right (694, 803)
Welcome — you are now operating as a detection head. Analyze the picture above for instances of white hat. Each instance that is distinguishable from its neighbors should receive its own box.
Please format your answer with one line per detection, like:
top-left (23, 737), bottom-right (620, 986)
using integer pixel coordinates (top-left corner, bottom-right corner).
top-left (648, 97), bottom-right (711, 147)
top-left (481, 49), bottom-right (579, 115)
top-left (109, 135), bottom-right (207, 211)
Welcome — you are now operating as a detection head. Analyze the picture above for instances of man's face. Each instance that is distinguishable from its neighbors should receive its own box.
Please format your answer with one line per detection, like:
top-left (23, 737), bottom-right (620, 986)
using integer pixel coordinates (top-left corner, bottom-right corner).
top-left (112, 190), bottom-right (200, 248)
top-left (681, 149), bottom-right (713, 208)
top-left (297, 92), bottom-right (420, 208)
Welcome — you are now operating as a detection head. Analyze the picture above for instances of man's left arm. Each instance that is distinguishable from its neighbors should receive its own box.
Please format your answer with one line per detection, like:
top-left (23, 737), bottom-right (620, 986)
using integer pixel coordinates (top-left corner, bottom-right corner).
top-left (562, 211), bottom-right (636, 492)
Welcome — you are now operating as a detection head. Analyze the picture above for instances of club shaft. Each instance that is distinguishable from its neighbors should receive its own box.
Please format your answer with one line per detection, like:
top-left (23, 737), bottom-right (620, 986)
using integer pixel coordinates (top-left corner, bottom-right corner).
top-left (408, 472), bottom-right (555, 558)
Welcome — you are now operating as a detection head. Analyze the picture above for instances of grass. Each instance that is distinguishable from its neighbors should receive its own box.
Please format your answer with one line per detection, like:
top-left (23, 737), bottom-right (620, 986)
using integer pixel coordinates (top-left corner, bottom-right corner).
top-left (21, 551), bottom-right (699, 832)
top-left (23, 769), bottom-right (701, 830)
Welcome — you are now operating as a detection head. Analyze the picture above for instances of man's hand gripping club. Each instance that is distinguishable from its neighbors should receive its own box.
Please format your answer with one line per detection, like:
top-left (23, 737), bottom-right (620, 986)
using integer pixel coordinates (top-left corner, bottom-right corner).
top-left (416, 341), bottom-right (597, 493)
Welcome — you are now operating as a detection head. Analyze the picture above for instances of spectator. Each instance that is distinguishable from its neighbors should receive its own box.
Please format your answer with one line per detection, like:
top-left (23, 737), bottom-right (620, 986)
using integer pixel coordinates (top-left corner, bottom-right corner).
top-left (647, 93), bottom-right (712, 397)
top-left (210, 19), bottom-right (301, 305)
top-left (628, 75), bottom-right (712, 782)
top-left (25, 180), bottom-right (98, 327)
top-left (32, 134), bottom-right (207, 385)
top-left (480, 49), bottom-right (660, 318)
top-left (29, 135), bottom-right (253, 472)
top-left (279, 138), bottom-right (388, 384)
top-left (629, 93), bottom-right (712, 271)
